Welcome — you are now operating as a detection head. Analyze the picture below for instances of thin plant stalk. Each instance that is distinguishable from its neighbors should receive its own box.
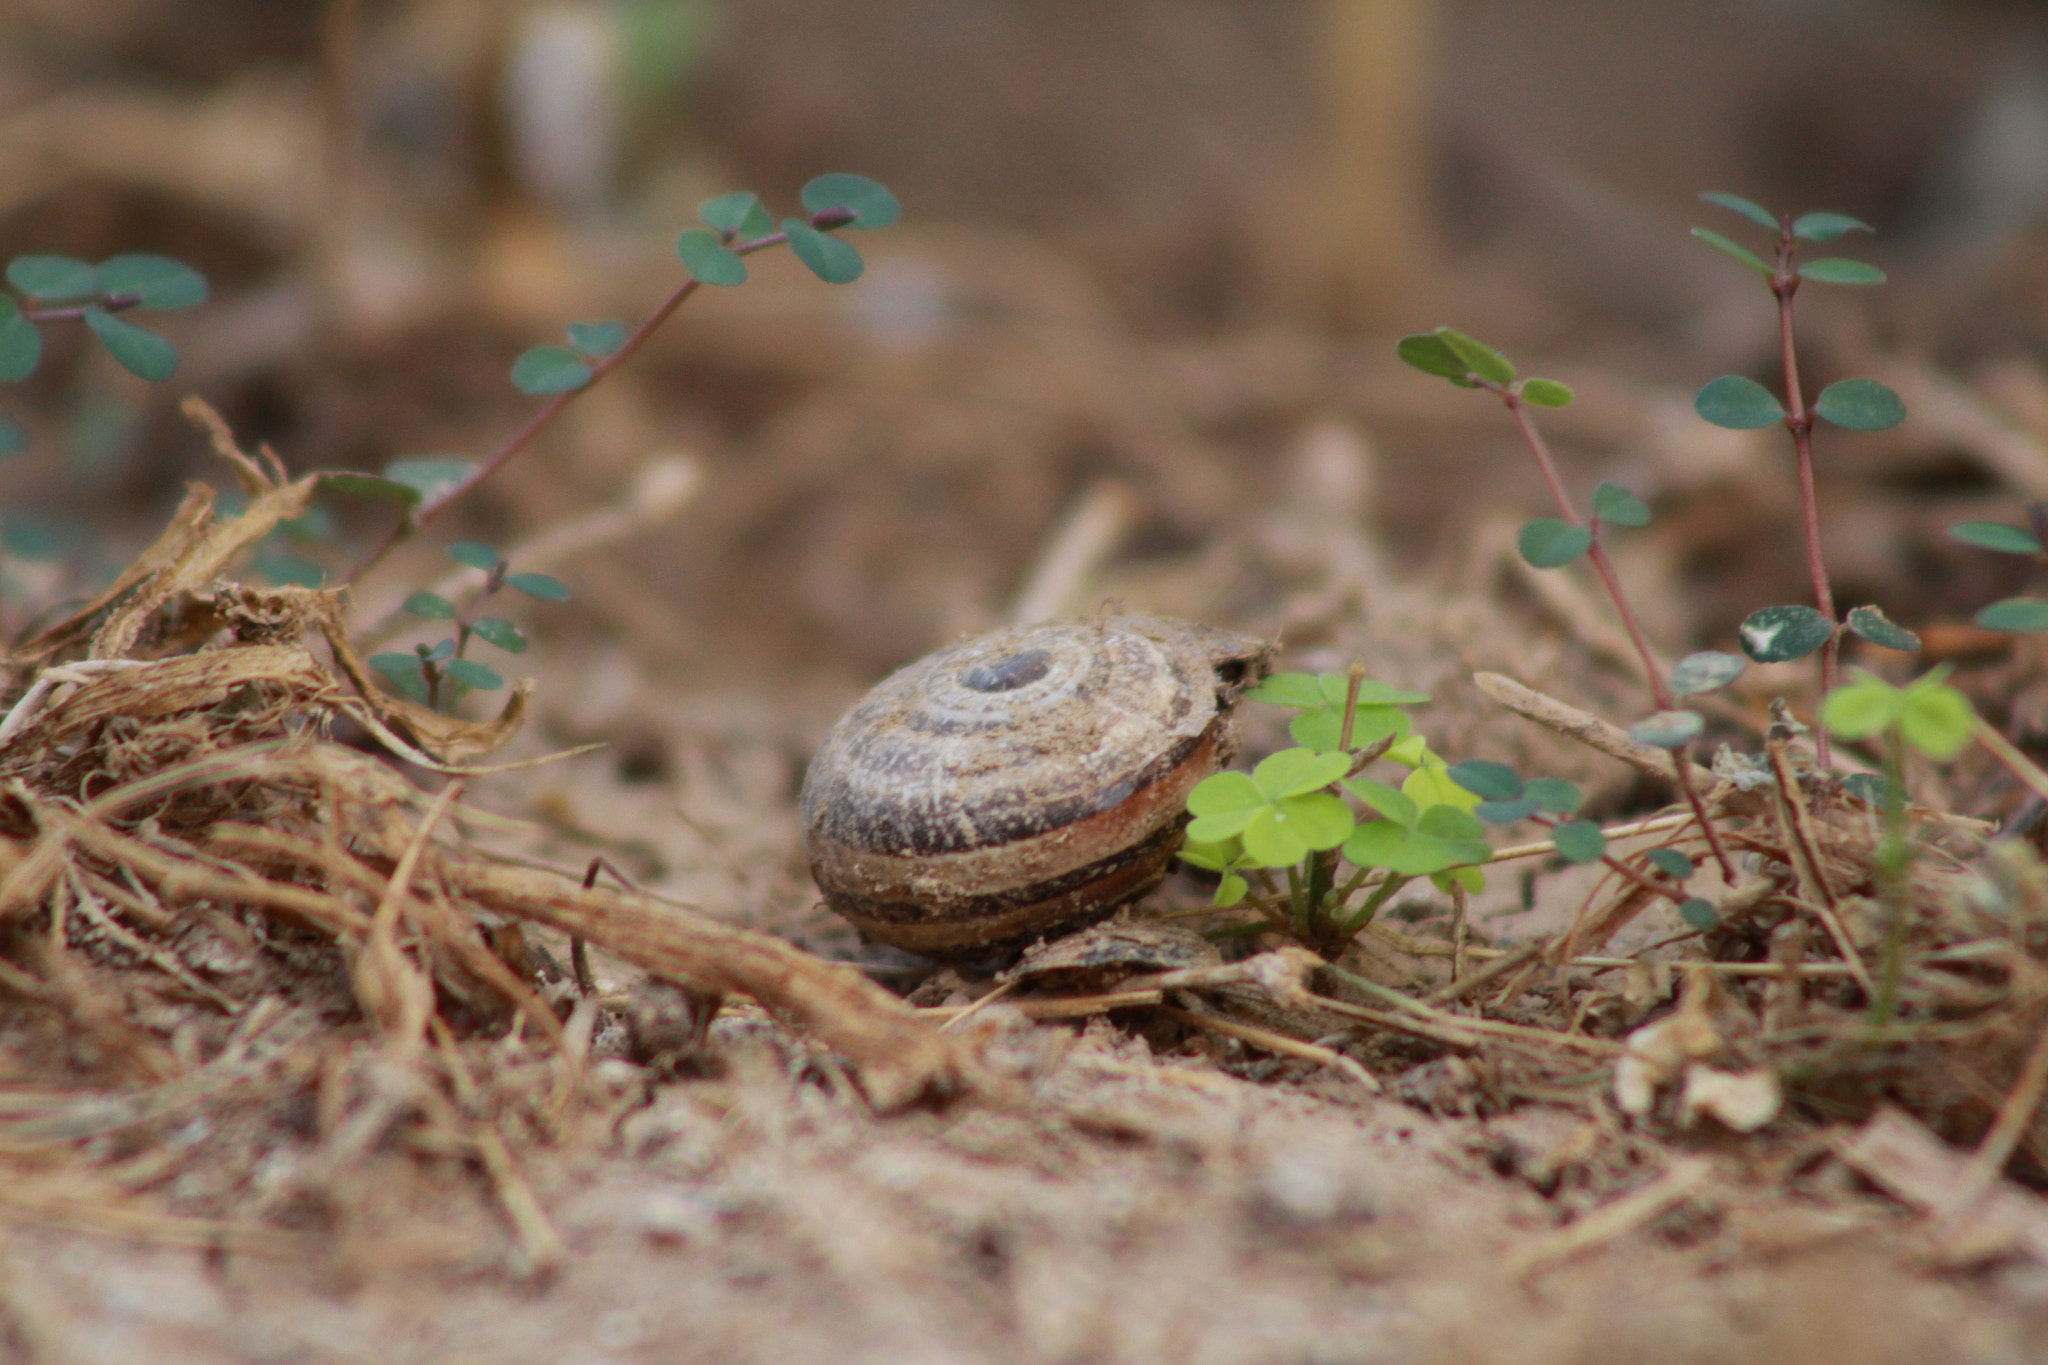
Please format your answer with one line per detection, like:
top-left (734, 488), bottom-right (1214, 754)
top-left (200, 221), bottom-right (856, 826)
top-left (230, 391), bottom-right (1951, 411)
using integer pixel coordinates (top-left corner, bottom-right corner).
top-left (1867, 732), bottom-right (1913, 1027)
top-left (1304, 661), bottom-right (1368, 945)
top-left (1769, 217), bottom-right (1839, 770)
top-left (342, 210), bottom-right (854, 584)
top-left (1503, 391), bottom-right (1737, 880)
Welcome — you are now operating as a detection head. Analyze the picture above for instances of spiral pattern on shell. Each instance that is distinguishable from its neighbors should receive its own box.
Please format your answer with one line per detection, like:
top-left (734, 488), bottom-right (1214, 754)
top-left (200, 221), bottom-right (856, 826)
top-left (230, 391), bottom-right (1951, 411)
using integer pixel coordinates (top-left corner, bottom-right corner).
top-left (800, 616), bottom-right (1272, 956)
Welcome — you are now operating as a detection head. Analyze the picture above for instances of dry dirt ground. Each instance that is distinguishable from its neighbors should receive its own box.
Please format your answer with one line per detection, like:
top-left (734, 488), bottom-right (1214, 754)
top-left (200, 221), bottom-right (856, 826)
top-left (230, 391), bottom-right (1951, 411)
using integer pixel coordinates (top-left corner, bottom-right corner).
top-left (11, 3), bottom-right (2048, 1362)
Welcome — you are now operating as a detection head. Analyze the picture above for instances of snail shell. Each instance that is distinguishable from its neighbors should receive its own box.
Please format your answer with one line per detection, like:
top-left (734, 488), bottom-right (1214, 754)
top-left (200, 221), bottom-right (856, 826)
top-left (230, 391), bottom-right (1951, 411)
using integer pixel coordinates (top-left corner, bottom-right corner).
top-left (800, 615), bottom-right (1272, 957)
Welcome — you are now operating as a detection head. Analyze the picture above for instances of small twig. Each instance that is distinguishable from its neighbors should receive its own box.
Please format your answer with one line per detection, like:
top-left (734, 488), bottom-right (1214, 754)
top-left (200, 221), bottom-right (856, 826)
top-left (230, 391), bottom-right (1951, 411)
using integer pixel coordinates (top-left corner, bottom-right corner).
top-left (1507, 1157), bottom-right (1714, 1280)
top-left (1764, 730), bottom-right (1875, 998)
top-left (1157, 1005), bottom-right (1380, 1091)
top-left (1938, 1007), bottom-right (2048, 1225)
top-left (1424, 936), bottom-right (1549, 1006)
top-left (342, 217), bottom-right (846, 584)
top-left (1008, 481), bottom-right (1141, 626)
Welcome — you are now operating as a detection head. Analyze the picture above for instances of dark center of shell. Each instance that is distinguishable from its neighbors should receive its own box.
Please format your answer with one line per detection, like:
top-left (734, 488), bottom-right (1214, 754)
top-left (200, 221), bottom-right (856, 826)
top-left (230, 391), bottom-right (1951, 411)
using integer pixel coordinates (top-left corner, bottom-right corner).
top-left (959, 649), bottom-right (1051, 693)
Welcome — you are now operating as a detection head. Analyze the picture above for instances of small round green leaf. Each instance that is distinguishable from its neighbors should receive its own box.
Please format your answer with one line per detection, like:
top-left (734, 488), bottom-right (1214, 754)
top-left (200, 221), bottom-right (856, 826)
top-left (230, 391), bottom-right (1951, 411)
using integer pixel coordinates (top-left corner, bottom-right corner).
top-left (1898, 682), bottom-right (1974, 760)
top-left (1290, 702), bottom-right (1409, 753)
top-left (94, 254), bottom-right (207, 309)
top-left (1344, 777), bottom-right (1418, 827)
top-left (1395, 333), bottom-right (1477, 385)
top-left (1277, 792), bottom-right (1356, 850)
top-left (1739, 604), bottom-right (1834, 663)
top-left (1552, 819), bottom-right (1607, 865)
top-left (1822, 676), bottom-right (1902, 739)
top-left (1646, 848), bottom-right (1695, 880)
top-left (1416, 805), bottom-right (1488, 843)
top-left (1791, 212), bottom-right (1872, 243)
top-left (1251, 747), bottom-right (1352, 800)
top-left (1814, 379), bottom-right (1904, 431)
top-left (1475, 796), bottom-right (1539, 825)
top-left (801, 173), bottom-right (900, 230)
top-left (1799, 258), bottom-right (1886, 286)
top-left (1435, 328), bottom-right (1514, 384)
top-left (468, 618), bottom-right (528, 654)
top-left (676, 228), bottom-right (748, 285)
top-left (1976, 597), bottom-right (2048, 633)
top-left (382, 457), bottom-right (476, 505)
top-left (699, 191), bottom-right (773, 238)
top-left (447, 540), bottom-right (499, 570)
top-left (1670, 650), bottom-right (1746, 696)
top-left (443, 658), bottom-right (504, 691)
top-left (1244, 671), bottom-right (1322, 707)
top-left (1950, 521), bottom-right (2043, 556)
top-left (1677, 898), bottom-right (1720, 932)
top-left (566, 320), bottom-right (627, 356)
top-left (510, 345), bottom-right (591, 395)
top-left (1189, 769), bottom-right (1263, 818)
top-left (1342, 820), bottom-right (1407, 869)
top-left (0, 415), bottom-right (24, 456)
top-left (1520, 378), bottom-right (1575, 408)
top-left (783, 219), bottom-right (864, 284)
top-left (369, 652), bottom-right (429, 703)
top-left (0, 514), bottom-right (76, 559)
top-left (83, 308), bottom-right (178, 380)
top-left (1448, 760), bottom-right (1523, 802)
top-left (6, 254), bottom-right (97, 301)
top-left (420, 639), bottom-right (454, 662)
top-left (505, 571), bottom-right (569, 602)
top-left (1629, 709), bottom-right (1704, 749)
top-left (1695, 374), bottom-right (1785, 429)
top-left (1518, 517), bottom-right (1592, 568)
top-left (1591, 481), bottom-right (1651, 528)
top-left (0, 301), bottom-right (42, 382)
top-left (1845, 604), bottom-right (1919, 652)
top-left (1690, 227), bottom-right (1774, 277)
top-left (403, 591), bottom-right (457, 620)
top-left (254, 548), bottom-right (325, 587)
top-left (1700, 192), bottom-right (1780, 231)
top-left (1523, 777), bottom-right (1583, 816)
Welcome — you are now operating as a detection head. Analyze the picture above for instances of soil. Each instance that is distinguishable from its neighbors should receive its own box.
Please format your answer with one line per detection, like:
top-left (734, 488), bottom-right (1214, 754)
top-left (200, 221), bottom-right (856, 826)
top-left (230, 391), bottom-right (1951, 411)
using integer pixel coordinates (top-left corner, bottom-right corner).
top-left (7, 3), bottom-right (2048, 1362)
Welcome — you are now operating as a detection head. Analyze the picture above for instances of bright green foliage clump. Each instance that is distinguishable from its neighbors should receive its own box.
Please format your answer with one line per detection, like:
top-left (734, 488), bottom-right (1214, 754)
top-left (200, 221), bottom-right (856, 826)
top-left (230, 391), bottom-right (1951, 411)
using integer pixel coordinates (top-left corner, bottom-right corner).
top-left (1177, 669), bottom-right (1488, 950)
top-left (1823, 669), bottom-right (1975, 762)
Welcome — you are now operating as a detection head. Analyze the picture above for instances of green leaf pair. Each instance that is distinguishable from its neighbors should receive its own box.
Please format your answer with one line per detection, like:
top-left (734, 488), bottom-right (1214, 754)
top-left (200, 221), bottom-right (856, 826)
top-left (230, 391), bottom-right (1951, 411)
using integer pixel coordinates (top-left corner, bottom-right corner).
top-left (6, 253), bottom-right (207, 309)
top-left (1821, 668), bottom-right (1975, 760)
top-left (1394, 329), bottom-right (1575, 407)
top-left (1694, 375), bottom-right (1904, 432)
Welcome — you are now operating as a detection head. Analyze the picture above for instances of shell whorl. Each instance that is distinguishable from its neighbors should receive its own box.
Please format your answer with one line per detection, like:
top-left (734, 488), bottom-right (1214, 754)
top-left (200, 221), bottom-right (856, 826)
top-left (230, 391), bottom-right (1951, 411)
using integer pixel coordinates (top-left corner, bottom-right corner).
top-left (800, 616), bottom-right (1271, 956)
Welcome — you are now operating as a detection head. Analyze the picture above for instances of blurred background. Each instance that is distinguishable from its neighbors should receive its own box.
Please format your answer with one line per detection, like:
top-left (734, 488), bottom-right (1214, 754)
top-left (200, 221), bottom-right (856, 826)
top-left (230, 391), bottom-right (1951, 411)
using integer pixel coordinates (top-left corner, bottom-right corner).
top-left (6, 0), bottom-right (2048, 828)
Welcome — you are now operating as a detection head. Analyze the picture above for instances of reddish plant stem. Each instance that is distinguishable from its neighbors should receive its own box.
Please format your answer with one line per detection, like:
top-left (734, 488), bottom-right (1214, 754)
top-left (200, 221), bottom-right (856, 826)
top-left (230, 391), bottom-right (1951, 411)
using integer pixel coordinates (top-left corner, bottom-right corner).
top-left (24, 293), bottom-right (144, 322)
top-left (1533, 814), bottom-right (1692, 911)
top-left (339, 215), bottom-right (846, 585)
top-left (1772, 221), bottom-right (1838, 771)
top-left (1505, 392), bottom-right (1737, 880)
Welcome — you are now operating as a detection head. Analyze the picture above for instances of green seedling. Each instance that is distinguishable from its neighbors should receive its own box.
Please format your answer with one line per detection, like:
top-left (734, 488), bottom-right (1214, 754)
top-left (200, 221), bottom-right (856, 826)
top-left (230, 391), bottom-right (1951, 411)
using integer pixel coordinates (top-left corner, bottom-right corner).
top-left (368, 541), bottom-right (565, 711)
top-left (1691, 192), bottom-right (1913, 769)
top-left (335, 173), bottom-right (898, 584)
top-left (1821, 669), bottom-right (1976, 1024)
top-left (1178, 663), bottom-right (1490, 957)
top-left (0, 252), bottom-right (208, 456)
top-left (1396, 326), bottom-right (1737, 880)
top-left (1950, 504), bottom-right (2048, 633)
